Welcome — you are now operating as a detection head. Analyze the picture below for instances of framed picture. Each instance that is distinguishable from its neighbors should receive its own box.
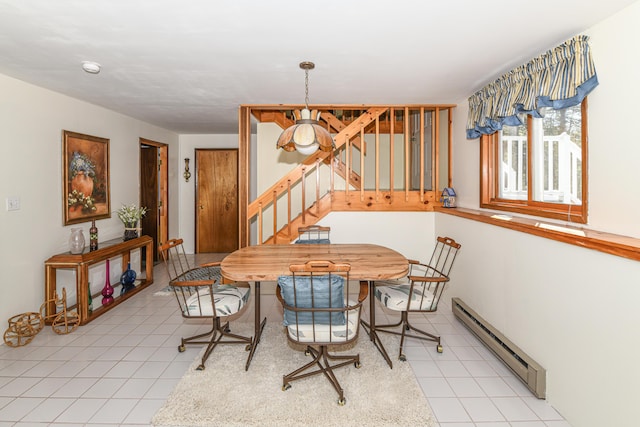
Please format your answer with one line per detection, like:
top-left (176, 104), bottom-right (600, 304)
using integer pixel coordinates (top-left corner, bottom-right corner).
top-left (62, 130), bottom-right (111, 225)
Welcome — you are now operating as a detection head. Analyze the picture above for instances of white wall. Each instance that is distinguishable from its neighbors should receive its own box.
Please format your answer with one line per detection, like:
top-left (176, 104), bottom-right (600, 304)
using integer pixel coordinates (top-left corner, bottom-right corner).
top-left (178, 134), bottom-right (239, 253)
top-left (443, 2), bottom-right (640, 426)
top-left (321, 211), bottom-right (435, 262)
top-left (0, 74), bottom-right (178, 324)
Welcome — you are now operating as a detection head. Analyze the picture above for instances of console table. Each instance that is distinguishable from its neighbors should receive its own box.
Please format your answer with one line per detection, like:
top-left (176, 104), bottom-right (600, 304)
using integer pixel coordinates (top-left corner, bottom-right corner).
top-left (44, 235), bottom-right (154, 325)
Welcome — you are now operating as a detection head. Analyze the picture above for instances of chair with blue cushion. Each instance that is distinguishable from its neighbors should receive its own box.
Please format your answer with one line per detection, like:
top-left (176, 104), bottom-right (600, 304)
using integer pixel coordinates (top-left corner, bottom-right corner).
top-left (294, 225), bottom-right (331, 244)
top-left (159, 238), bottom-right (252, 371)
top-left (276, 260), bottom-right (367, 405)
top-left (362, 236), bottom-right (461, 361)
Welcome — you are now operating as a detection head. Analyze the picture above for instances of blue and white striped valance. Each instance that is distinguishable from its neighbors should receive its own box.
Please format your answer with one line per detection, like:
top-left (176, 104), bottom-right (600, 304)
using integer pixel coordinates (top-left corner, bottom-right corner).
top-left (466, 35), bottom-right (598, 139)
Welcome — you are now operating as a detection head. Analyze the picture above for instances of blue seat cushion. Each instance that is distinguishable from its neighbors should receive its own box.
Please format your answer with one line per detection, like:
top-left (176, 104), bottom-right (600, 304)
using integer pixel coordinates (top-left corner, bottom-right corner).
top-left (277, 274), bottom-right (345, 326)
top-left (294, 238), bottom-right (331, 244)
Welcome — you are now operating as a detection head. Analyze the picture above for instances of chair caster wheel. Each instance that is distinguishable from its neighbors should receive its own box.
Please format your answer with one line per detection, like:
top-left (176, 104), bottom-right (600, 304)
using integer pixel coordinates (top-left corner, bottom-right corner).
top-left (304, 350), bottom-right (311, 356)
top-left (338, 397), bottom-right (346, 406)
top-left (437, 344), bottom-right (443, 353)
top-left (399, 354), bottom-right (407, 362)
top-left (354, 361), bottom-right (361, 368)
top-left (245, 344), bottom-right (252, 351)
top-left (224, 326), bottom-right (231, 333)
top-left (196, 364), bottom-right (205, 371)
top-left (178, 344), bottom-right (186, 352)
top-left (282, 384), bottom-right (291, 391)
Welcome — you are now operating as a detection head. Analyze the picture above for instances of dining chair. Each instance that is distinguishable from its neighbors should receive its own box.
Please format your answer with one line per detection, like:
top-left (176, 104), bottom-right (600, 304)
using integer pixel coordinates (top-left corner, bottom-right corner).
top-left (276, 260), bottom-right (367, 405)
top-left (294, 225), bottom-right (331, 244)
top-left (158, 238), bottom-right (252, 370)
top-left (362, 236), bottom-right (461, 361)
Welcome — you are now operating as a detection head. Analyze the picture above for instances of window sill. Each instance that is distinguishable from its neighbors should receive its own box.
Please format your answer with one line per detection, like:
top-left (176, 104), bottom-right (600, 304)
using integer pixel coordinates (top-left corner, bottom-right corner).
top-left (434, 206), bottom-right (640, 262)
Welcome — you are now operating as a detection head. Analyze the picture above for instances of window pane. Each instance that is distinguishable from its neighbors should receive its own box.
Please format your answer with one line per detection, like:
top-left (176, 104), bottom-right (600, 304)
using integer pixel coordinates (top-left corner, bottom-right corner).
top-left (498, 125), bottom-right (527, 200)
top-left (480, 99), bottom-right (587, 224)
top-left (531, 105), bottom-right (582, 205)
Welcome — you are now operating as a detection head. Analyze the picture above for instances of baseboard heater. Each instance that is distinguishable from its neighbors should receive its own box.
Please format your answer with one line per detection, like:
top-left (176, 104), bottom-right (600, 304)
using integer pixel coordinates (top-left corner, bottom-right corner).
top-left (451, 297), bottom-right (546, 398)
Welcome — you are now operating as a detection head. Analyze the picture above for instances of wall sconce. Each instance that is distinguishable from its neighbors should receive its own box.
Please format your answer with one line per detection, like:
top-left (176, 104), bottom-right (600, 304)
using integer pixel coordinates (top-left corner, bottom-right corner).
top-left (183, 158), bottom-right (191, 182)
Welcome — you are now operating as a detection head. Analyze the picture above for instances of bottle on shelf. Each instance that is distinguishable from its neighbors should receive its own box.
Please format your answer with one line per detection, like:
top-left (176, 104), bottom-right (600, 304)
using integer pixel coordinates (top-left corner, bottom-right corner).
top-left (89, 220), bottom-right (98, 251)
top-left (120, 262), bottom-right (137, 295)
top-left (101, 259), bottom-right (114, 305)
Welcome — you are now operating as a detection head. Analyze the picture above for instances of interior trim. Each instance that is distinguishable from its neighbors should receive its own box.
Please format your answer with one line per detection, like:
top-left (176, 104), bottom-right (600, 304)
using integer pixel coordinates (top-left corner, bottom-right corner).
top-left (435, 206), bottom-right (640, 262)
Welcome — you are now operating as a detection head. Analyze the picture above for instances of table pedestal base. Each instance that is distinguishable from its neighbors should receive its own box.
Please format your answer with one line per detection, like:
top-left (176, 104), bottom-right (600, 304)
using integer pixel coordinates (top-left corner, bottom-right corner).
top-left (245, 280), bottom-right (267, 371)
top-left (245, 317), bottom-right (266, 371)
top-left (360, 280), bottom-right (394, 369)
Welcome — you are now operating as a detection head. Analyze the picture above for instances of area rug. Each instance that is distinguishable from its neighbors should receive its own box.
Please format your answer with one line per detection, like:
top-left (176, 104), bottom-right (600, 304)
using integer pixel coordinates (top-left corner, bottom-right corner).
top-left (152, 323), bottom-right (435, 427)
top-left (153, 286), bottom-right (173, 296)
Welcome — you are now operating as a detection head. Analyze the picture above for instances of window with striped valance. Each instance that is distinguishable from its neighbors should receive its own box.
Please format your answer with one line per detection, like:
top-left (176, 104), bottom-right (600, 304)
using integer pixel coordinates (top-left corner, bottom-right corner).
top-left (466, 35), bottom-right (598, 139)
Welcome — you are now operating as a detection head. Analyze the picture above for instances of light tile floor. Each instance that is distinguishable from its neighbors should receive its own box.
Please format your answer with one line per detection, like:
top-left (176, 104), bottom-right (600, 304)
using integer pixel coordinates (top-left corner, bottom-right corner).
top-left (0, 254), bottom-right (571, 426)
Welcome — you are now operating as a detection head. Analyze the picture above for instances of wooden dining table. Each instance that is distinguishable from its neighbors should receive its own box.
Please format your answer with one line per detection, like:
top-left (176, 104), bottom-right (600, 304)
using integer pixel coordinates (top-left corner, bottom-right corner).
top-left (220, 243), bottom-right (409, 370)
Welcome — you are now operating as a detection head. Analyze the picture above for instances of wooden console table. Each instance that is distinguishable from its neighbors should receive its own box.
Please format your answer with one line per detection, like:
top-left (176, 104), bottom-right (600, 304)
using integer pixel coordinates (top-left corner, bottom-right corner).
top-left (44, 235), bottom-right (154, 325)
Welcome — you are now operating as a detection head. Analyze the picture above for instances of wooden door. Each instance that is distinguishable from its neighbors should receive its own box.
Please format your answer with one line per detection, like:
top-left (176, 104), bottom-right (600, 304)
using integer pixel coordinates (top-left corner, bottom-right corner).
top-left (195, 149), bottom-right (239, 253)
top-left (140, 139), bottom-right (168, 263)
top-left (140, 145), bottom-right (158, 261)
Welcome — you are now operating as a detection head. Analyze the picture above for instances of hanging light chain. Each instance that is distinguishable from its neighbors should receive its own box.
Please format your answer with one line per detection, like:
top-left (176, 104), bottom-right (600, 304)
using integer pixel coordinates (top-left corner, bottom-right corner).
top-left (304, 68), bottom-right (310, 109)
top-left (299, 61), bottom-right (315, 110)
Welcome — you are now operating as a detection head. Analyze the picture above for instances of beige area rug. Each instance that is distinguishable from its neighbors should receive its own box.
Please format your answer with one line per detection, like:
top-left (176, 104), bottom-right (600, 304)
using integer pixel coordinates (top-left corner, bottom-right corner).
top-left (153, 323), bottom-right (435, 427)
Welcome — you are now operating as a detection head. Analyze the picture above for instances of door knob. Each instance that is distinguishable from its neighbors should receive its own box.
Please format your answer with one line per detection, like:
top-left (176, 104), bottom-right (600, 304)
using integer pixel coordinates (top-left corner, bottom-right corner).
top-left (199, 205), bottom-right (204, 210)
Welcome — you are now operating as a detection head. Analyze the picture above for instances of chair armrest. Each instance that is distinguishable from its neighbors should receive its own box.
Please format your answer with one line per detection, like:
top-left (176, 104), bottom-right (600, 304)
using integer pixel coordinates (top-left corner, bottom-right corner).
top-left (199, 261), bottom-right (221, 268)
top-left (358, 281), bottom-right (369, 303)
top-left (170, 280), bottom-right (213, 288)
top-left (275, 285), bottom-right (284, 304)
top-left (170, 265), bottom-right (221, 287)
top-left (408, 275), bottom-right (449, 283)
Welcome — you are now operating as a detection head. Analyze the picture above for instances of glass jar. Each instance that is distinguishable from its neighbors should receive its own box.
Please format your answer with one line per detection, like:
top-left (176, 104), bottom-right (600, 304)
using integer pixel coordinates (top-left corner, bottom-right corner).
top-left (68, 228), bottom-right (85, 254)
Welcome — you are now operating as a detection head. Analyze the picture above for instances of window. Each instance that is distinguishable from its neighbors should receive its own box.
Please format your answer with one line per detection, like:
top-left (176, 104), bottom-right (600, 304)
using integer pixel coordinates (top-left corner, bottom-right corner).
top-left (480, 99), bottom-right (588, 223)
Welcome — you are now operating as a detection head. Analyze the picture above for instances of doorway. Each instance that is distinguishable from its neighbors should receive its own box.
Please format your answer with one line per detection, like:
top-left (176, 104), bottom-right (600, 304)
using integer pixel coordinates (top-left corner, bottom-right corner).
top-left (139, 139), bottom-right (168, 263)
top-left (195, 149), bottom-right (239, 253)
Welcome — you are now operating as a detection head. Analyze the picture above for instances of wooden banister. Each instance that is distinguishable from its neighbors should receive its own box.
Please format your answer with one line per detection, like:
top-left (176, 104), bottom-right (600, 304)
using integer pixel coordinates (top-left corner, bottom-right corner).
top-left (243, 104), bottom-right (456, 245)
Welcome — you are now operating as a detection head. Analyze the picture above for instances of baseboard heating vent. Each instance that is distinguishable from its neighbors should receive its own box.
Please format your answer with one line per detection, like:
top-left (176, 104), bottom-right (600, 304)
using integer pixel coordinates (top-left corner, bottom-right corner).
top-left (451, 297), bottom-right (546, 398)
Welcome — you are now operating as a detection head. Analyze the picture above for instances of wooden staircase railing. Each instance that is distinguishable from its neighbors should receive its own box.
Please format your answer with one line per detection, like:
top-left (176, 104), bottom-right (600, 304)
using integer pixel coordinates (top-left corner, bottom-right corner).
top-left (248, 107), bottom-right (387, 243)
top-left (240, 104), bottom-right (456, 246)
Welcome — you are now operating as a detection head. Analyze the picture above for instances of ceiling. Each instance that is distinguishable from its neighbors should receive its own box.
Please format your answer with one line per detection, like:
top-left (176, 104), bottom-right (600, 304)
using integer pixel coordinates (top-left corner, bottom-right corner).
top-left (0, 0), bottom-right (635, 134)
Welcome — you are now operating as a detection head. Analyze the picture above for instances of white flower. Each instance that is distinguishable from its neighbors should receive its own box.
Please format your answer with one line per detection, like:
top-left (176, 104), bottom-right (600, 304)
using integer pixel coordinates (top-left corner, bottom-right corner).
top-left (116, 204), bottom-right (147, 225)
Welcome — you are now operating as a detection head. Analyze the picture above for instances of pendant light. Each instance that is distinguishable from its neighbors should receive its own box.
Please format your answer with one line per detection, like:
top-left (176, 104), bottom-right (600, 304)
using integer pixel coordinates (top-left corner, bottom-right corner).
top-left (276, 61), bottom-right (335, 155)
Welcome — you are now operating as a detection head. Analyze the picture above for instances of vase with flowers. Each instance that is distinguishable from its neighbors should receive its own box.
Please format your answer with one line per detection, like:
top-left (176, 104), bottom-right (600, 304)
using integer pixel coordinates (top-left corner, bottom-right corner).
top-left (67, 151), bottom-right (98, 214)
top-left (116, 203), bottom-right (148, 241)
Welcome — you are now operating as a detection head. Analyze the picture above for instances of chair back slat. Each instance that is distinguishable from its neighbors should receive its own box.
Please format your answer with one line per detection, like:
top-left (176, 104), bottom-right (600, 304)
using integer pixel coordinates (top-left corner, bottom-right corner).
top-left (159, 238), bottom-right (192, 281)
top-left (158, 239), bottom-right (223, 319)
top-left (295, 225), bottom-right (331, 244)
top-left (408, 236), bottom-right (461, 312)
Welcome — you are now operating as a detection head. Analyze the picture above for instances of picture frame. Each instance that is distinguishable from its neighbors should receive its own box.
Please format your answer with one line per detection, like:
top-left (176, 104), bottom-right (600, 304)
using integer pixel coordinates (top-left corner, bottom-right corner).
top-left (62, 130), bottom-right (111, 225)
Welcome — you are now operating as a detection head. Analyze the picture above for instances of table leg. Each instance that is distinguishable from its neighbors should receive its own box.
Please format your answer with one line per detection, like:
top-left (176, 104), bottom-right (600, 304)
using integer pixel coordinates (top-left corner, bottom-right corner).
top-left (245, 280), bottom-right (267, 371)
top-left (361, 280), bottom-right (393, 369)
top-left (76, 265), bottom-right (88, 324)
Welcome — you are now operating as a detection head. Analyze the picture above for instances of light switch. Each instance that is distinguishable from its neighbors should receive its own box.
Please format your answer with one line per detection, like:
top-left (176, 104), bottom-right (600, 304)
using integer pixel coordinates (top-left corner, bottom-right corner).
top-left (6, 197), bottom-right (20, 211)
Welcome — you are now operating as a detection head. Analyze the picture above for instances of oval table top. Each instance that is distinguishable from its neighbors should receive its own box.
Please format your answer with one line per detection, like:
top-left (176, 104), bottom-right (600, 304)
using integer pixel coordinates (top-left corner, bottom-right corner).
top-left (221, 243), bottom-right (409, 282)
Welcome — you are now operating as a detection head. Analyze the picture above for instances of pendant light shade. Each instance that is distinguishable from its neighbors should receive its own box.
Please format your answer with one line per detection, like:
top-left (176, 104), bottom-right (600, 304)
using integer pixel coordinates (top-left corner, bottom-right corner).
top-left (276, 62), bottom-right (335, 155)
top-left (276, 108), bottom-right (334, 154)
